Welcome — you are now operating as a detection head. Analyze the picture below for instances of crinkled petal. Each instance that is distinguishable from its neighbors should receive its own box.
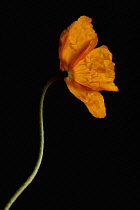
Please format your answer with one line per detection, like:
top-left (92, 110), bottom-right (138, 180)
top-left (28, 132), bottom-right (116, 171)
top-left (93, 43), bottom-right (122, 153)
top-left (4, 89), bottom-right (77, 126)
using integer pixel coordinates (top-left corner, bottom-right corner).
top-left (59, 16), bottom-right (98, 71)
top-left (65, 78), bottom-right (106, 118)
top-left (72, 45), bottom-right (119, 91)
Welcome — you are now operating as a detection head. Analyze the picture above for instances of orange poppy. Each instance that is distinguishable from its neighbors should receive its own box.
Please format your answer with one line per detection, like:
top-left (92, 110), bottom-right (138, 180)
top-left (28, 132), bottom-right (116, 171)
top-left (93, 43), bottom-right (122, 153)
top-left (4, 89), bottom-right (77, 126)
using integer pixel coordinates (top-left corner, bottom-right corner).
top-left (59, 16), bottom-right (119, 118)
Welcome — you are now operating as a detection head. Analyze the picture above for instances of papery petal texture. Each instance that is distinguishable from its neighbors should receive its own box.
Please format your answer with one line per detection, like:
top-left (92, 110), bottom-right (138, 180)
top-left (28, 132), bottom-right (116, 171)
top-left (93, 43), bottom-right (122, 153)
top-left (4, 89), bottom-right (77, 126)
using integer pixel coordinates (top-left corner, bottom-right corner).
top-left (59, 16), bottom-right (98, 71)
top-left (72, 45), bottom-right (119, 91)
top-left (65, 78), bottom-right (106, 118)
top-left (59, 16), bottom-right (119, 118)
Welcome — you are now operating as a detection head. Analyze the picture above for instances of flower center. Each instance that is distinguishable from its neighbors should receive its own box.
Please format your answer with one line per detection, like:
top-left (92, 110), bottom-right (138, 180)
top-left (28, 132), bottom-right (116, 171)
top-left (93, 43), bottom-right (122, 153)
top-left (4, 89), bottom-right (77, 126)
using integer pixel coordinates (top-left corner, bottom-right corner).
top-left (62, 70), bottom-right (68, 78)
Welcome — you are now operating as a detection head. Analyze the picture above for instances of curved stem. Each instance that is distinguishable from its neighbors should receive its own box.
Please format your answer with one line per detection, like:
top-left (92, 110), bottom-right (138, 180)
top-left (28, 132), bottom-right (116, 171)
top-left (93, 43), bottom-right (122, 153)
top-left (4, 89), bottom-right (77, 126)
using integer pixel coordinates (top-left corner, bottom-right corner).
top-left (3, 73), bottom-right (62, 210)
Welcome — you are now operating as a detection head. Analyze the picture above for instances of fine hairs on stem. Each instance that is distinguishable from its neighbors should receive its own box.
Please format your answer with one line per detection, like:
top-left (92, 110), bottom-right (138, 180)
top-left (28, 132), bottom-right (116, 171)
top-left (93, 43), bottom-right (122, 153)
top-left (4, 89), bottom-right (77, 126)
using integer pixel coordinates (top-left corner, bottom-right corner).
top-left (3, 73), bottom-right (62, 210)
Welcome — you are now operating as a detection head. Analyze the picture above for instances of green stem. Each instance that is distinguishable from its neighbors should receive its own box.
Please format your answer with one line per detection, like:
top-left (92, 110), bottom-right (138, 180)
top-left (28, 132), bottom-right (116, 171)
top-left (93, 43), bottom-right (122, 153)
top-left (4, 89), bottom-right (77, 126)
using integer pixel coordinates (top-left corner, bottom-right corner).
top-left (3, 73), bottom-right (62, 210)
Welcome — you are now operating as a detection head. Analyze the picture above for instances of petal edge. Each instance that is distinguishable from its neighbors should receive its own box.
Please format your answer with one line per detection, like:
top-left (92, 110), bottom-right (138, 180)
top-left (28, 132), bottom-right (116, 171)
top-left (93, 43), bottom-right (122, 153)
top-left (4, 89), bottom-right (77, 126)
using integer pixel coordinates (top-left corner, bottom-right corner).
top-left (65, 78), bottom-right (106, 118)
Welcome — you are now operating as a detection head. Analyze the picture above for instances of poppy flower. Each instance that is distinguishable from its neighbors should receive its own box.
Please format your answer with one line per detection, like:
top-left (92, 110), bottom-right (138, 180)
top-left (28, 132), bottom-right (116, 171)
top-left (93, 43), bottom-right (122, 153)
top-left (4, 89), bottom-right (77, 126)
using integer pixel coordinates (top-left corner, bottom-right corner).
top-left (59, 16), bottom-right (119, 118)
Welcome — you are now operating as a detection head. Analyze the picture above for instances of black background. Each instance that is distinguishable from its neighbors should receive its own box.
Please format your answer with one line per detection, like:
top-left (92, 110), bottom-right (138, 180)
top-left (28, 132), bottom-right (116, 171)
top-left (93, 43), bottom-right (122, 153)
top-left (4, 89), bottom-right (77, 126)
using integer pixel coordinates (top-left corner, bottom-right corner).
top-left (1, 1), bottom-right (139, 209)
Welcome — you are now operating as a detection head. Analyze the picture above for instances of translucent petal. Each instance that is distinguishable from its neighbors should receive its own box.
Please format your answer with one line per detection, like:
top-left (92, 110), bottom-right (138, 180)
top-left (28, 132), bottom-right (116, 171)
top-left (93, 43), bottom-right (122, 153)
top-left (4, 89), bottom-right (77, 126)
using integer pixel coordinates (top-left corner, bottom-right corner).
top-left (71, 45), bottom-right (118, 91)
top-left (59, 16), bottom-right (98, 70)
top-left (72, 45), bottom-right (119, 91)
top-left (65, 78), bottom-right (106, 118)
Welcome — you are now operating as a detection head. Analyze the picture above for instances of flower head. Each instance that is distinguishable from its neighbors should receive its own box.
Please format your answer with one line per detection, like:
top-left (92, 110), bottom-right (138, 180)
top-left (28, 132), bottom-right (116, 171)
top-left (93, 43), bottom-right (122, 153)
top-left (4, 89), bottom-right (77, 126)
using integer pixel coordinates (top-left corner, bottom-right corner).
top-left (59, 16), bottom-right (119, 118)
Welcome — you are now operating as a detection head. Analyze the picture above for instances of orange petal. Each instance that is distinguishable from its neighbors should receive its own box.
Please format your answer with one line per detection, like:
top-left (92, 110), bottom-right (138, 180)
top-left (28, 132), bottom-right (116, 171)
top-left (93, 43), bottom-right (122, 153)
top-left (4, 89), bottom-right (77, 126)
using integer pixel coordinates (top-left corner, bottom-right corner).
top-left (65, 78), bottom-right (106, 118)
top-left (59, 16), bottom-right (98, 71)
top-left (72, 45), bottom-right (119, 91)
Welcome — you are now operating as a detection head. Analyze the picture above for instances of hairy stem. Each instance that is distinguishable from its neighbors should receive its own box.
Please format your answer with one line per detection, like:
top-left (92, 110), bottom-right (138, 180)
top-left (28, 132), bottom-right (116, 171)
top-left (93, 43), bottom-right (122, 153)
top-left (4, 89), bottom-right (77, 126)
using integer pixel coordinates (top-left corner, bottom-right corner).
top-left (3, 73), bottom-right (62, 210)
